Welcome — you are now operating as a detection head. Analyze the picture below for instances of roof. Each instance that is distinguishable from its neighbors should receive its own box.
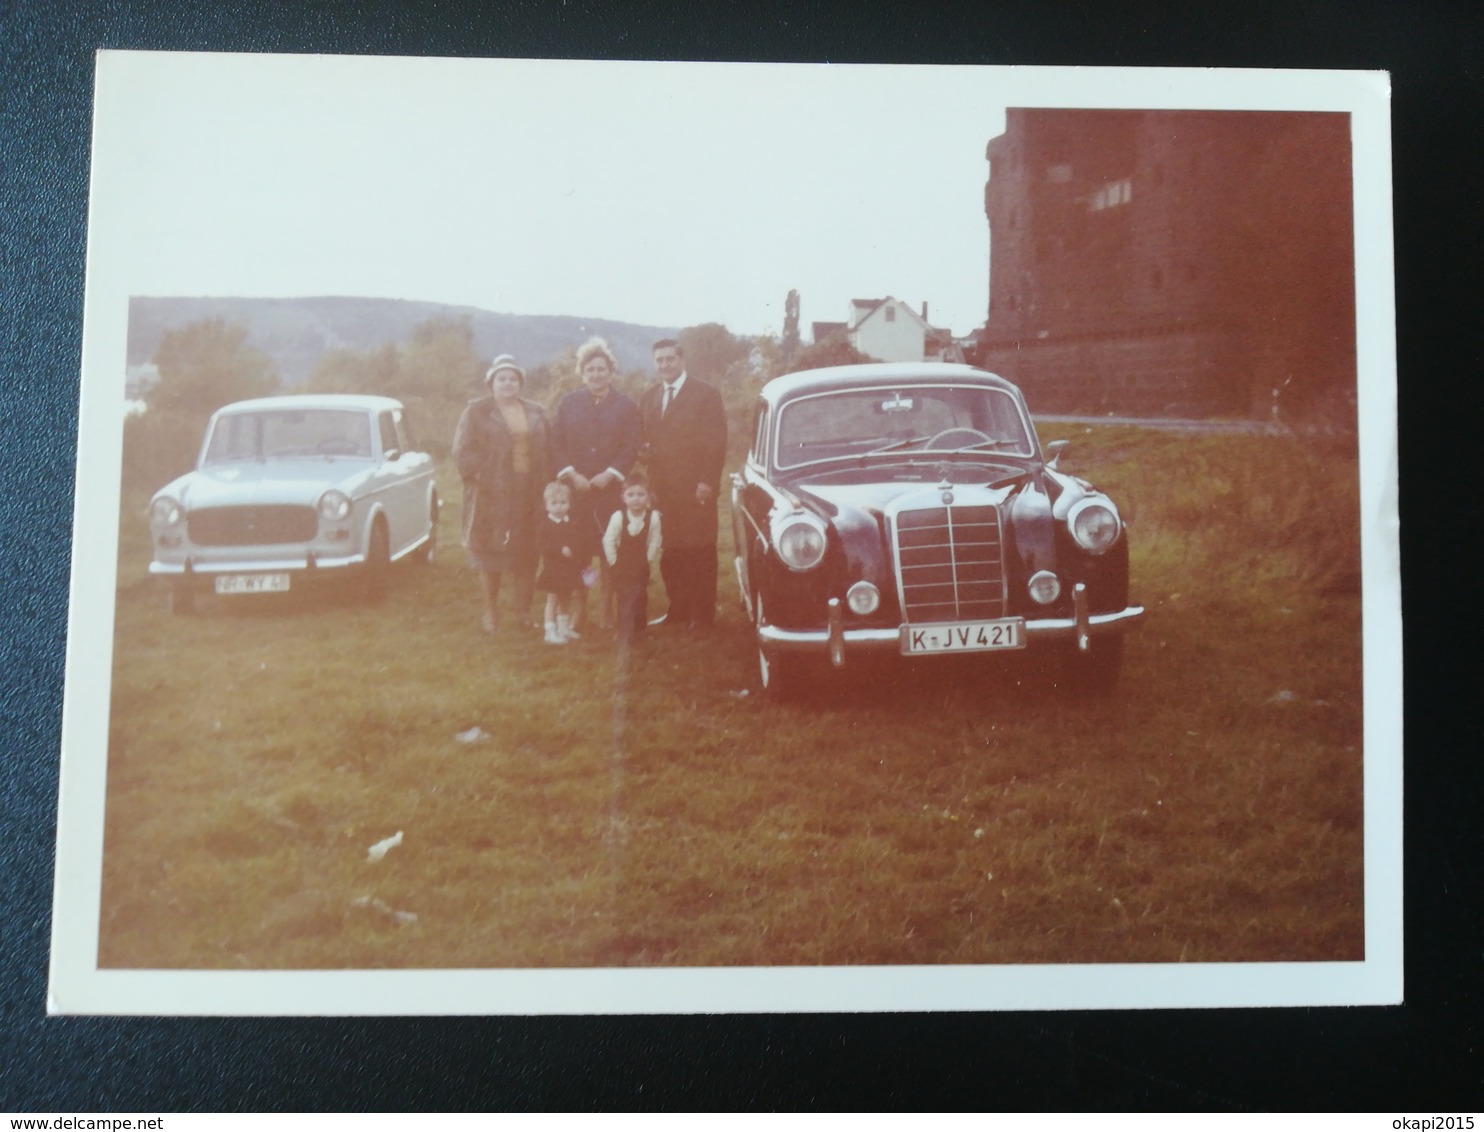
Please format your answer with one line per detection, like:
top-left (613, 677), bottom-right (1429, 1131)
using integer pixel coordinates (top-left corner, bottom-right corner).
top-left (848, 295), bottom-right (940, 335)
top-left (760, 362), bottom-right (1020, 406)
top-left (848, 298), bottom-right (885, 327)
top-left (210, 393), bottom-right (405, 415)
top-left (811, 321), bottom-right (847, 342)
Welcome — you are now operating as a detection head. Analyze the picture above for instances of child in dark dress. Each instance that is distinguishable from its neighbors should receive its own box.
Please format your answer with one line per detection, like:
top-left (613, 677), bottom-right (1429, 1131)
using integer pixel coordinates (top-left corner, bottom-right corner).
top-left (602, 476), bottom-right (663, 644)
top-left (535, 481), bottom-right (583, 644)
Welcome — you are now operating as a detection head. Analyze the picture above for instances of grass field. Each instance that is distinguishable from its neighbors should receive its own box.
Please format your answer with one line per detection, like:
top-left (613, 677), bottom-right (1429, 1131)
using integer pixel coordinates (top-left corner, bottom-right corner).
top-left (99, 423), bottom-right (1364, 968)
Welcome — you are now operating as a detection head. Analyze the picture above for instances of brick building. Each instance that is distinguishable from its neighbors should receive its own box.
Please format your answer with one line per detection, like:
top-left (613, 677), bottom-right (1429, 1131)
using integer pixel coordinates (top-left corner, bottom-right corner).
top-left (975, 110), bottom-right (1356, 418)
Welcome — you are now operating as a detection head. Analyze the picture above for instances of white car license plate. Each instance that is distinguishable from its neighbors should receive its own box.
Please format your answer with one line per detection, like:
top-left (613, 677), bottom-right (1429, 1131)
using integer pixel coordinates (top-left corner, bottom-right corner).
top-left (214, 573), bottom-right (290, 595)
top-left (901, 618), bottom-right (1025, 655)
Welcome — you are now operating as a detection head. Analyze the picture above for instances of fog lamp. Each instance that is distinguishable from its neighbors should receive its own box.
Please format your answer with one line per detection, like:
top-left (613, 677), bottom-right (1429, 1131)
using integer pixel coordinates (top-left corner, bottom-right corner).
top-left (1027, 570), bottom-right (1061, 605)
top-left (846, 581), bottom-right (880, 615)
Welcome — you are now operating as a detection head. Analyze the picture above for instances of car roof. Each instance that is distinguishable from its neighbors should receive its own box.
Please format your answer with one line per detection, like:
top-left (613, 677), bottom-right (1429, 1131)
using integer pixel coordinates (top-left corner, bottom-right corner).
top-left (211, 393), bottom-right (404, 415)
top-left (760, 363), bottom-right (1023, 405)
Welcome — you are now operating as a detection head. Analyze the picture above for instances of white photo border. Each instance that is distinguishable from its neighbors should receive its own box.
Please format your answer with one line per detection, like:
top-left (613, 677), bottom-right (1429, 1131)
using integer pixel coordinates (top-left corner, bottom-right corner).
top-left (50, 54), bottom-right (1399, 1015)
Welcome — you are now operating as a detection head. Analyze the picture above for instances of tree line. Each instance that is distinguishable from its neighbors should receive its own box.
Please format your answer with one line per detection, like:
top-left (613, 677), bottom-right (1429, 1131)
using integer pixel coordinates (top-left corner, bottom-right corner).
top-left (122, 314), bottom-right (862, 492)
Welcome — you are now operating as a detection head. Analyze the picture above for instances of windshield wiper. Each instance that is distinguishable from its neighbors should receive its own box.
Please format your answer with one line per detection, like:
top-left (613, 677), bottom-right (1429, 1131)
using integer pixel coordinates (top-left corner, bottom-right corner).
top-left (943, 439), bottom-right (1024, 453)
top-left (866, 436), bottom-right (927, 454)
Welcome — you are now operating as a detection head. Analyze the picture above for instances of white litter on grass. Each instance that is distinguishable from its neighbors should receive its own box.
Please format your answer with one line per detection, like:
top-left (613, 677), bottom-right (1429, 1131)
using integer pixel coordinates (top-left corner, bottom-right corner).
top-left (1268, 690), bottom-right (1298, 704)
top-left (455, 727), bottom-right (491, 744)
top-left (366, 831), bottom-right (403, 862)
top-left (350, 895), bottom-right (418, 925)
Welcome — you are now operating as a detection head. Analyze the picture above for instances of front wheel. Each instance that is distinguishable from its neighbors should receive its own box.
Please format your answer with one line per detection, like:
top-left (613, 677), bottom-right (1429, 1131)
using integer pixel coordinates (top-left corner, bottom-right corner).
top-left (754, 593), bottom-right (805, 700)
top-left (361, 517), bottom-right (391, 602)
top-left (409, 493), bottom-right (439, 565)
top-left (757, 642), bottom-right (806, 701)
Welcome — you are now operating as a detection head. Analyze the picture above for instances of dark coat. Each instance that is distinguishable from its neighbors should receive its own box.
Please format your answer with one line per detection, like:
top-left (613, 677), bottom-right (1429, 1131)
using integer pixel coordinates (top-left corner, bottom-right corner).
top-left (452, 395), bottom-right (552, 573)
top-left (550, 387), bottom-right (642, 546)
top-left (640, 375), bottom-right (727, 548)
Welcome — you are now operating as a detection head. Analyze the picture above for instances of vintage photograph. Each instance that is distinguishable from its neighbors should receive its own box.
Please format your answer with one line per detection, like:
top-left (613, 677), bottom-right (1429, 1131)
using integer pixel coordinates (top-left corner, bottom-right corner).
top-left (51, 55), bottom-right (1399, 1013)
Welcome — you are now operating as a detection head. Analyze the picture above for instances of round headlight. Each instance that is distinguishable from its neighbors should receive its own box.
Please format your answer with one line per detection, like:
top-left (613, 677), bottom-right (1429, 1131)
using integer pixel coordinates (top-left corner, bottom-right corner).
top-left (150, 497), bottom-right (183, 526)
top-left (846, 581), bottom-right (880, 615)
top-left (1027, 570), bottom-right (1061, 605)
top-left (1068, 498), bottom-right (1122, 554)
top-left (775, 518), bottom-right (826, 571)
top-left (318, 489), bottom-right (352, 522)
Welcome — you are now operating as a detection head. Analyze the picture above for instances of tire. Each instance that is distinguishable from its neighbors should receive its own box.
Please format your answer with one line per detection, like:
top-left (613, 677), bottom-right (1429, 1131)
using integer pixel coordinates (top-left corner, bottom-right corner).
top-left (754, 593), bottom-right (804, 700)
top-left (361, 517), bottom-right (391, 602)
top-left (1057, 635), bottom-right (1125, 694)
top-left (409, 493), bottom-right (439, 565)
top-left (757, 642), bottom-right (804, 701)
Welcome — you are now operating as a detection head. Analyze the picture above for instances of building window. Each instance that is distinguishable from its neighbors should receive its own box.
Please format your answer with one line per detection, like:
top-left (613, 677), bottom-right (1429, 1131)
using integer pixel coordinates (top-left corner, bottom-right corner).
top-left (885, 306), bottom-right (896, 322)
top-left (1089, 178), bottom-right (1133, 212)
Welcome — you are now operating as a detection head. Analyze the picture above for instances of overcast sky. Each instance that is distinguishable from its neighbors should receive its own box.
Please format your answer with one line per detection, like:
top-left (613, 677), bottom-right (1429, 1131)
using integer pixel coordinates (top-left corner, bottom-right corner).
top-left (91, 54), bottom-right (1009, 339)
top-left (90, 56), bottom-right (1386, 348)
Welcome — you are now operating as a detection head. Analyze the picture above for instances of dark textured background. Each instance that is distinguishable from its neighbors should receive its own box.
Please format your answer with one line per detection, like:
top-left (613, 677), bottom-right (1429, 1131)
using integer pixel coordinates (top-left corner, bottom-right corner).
top-left (2, 0), bottom-right (1478, 1111)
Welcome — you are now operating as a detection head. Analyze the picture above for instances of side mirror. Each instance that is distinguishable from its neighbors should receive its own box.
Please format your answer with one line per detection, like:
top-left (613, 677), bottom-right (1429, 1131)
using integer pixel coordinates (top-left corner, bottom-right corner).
top-left (1045, 439), bottom-right (1068, 469)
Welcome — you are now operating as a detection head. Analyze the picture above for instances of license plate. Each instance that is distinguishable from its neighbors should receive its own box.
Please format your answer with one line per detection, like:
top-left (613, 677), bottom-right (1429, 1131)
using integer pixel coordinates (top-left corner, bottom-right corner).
top-left (901, 618), bottom-right (1025, 655)
top-left (214, 573), bottom-right (291, 595)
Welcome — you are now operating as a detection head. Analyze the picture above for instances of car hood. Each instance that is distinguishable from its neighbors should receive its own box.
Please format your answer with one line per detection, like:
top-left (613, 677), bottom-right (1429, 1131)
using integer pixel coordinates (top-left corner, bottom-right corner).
top-left (791, 471), bottom-right (1034, 524)
top-left (162, 459), bottom-right (374, 508)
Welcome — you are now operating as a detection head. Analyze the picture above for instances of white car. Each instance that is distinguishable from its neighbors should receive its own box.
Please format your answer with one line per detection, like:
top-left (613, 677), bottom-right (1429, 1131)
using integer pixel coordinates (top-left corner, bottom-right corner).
top-left (147, 394), bottom-right (439, 613)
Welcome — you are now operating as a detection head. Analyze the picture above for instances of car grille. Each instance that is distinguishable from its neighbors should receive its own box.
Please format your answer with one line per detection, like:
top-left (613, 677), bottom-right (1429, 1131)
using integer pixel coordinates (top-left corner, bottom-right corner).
top-left (893, 504), bottom-right (1007, 622)
top-left (188, 505), bottom-right (318, 546)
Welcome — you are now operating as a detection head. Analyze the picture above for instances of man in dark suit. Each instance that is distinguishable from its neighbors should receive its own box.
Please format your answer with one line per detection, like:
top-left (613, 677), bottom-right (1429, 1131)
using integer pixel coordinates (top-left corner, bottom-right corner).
top-left (640, 338), bottom-right (728, 628)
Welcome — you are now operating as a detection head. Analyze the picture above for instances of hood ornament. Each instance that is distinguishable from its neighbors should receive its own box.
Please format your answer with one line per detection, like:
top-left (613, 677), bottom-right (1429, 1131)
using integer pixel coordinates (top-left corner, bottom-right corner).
top-left (937, 470), bottom-right (954, 506)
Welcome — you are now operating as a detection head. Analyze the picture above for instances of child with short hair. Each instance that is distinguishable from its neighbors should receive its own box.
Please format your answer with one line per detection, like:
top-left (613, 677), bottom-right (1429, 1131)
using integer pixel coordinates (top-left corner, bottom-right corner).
top-left (535, 481), bottom-right (583, 644)
top-left (602, 476), bottom-right (663, 644)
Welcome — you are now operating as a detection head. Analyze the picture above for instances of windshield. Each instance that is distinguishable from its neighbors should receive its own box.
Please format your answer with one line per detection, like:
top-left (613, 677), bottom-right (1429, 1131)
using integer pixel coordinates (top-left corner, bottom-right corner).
top-left (203, 410), bottom-right (374, 464)
top-left (774, 386), bottom-right (1034, 471)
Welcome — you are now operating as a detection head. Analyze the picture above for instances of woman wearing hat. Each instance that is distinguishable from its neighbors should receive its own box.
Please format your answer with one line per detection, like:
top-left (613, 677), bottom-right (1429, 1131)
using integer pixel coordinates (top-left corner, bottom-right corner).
top-left (452, 354), bottom-right (553, 634)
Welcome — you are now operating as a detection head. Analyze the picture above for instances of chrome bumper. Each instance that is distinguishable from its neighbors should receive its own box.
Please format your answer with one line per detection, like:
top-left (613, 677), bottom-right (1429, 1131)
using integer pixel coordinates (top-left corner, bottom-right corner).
top-left (758, 583), bottom-right (1146, 667)
top-left (149, 552), bottom-right (367, 576)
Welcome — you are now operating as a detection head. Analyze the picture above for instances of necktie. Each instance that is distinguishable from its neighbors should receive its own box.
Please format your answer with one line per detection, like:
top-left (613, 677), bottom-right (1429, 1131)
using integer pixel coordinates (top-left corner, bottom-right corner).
top-left (662, 383), bottom-right (675, 417)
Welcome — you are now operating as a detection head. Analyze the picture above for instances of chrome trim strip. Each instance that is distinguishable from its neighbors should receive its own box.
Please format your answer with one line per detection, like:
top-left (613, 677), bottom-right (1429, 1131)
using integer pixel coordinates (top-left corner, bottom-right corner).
top-left (1073, 582), bottom-right (1090, 652)
top-left (1024, 604), bottom-right (1145, 638)
top-left (738, 501), bottom-right (768, 549)
top-left (734, 556), bottom-right (751, 618)
top-left (389, 531), bottom-right (431, 563)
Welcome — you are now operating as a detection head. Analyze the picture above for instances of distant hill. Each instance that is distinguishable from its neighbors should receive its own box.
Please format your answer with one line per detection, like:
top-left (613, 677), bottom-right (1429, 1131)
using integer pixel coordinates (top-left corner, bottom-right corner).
top-left (126, 296), bottom-right (681, 385)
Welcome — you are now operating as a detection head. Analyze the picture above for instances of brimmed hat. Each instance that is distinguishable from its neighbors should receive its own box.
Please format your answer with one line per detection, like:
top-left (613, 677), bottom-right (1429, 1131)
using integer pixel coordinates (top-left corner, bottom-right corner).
top-left (485, 354), bottom-right (526, 385)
